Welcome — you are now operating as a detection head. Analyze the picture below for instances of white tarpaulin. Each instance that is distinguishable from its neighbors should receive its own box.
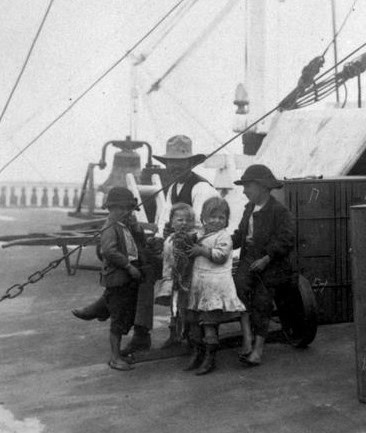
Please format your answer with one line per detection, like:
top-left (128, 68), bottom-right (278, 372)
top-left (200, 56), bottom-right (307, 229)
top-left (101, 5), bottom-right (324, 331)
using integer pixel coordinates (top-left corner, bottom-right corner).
top-left (254, 108), bottom-right (366, 179)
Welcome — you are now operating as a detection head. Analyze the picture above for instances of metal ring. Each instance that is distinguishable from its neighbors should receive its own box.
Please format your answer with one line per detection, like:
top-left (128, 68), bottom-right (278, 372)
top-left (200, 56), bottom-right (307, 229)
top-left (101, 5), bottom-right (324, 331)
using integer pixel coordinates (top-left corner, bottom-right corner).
top-left (49, 259), bottom-right (62, 269)
top-left (0, 294), bottom-right (11, 302)
top-left (5, 284), bottom-right (24, 299)
top-left (28, 271), bottom-right (44, 284)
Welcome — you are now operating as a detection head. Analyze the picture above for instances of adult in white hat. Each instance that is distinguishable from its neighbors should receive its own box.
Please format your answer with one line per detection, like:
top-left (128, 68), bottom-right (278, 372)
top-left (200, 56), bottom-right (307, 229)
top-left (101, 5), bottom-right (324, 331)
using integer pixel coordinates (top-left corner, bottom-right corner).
top-left (122, 135), bottom-right (219, 354)
top-left (154, 135), bottom-right (219, 237)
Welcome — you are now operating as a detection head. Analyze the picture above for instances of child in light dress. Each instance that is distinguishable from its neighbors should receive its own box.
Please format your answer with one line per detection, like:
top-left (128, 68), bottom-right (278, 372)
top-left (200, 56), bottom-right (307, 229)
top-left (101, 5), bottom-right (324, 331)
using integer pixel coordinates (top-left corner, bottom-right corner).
top-left (154, 203), bottom-right (197, 348)
top-left (185, 196), bottom-right (246, 375)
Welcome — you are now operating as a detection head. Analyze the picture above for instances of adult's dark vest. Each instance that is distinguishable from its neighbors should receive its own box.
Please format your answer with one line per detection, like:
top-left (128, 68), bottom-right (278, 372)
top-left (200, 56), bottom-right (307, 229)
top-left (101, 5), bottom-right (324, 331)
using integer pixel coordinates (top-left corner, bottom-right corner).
top-left (171, 172), bottom-right (210, 206)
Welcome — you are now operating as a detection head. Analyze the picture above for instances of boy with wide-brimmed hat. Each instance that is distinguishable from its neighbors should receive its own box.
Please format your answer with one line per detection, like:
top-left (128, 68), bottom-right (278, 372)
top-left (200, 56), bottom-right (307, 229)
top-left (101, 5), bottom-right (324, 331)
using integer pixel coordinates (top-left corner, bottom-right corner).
top-left (77, 187), bottom-right (146, 371)
top-left (232, 164), bottom-right (296, 366)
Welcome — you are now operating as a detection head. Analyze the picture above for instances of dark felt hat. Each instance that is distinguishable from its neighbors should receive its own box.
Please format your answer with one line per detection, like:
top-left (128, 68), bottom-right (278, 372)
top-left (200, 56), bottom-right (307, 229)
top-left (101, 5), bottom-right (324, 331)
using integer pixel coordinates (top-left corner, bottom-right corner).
top-left (152, 135), bottom-right (205, 165)
top-left (234, 164), bottom-right (283, 189)
top-left (103, 187), bottom-right (138, 209)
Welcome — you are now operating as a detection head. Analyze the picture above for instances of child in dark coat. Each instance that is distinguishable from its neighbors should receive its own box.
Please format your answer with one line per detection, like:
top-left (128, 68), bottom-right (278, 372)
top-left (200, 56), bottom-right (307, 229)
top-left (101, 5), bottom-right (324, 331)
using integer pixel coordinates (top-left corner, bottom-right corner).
top-left (99, 187), bottom-right (146, 371)
top-left (232, 165), bottom-right (296, 366)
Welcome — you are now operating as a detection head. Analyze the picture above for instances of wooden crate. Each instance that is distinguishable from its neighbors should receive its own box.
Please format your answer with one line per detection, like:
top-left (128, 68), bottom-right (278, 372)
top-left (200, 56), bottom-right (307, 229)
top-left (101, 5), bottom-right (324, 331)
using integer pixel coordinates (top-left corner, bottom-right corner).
top-left (280, 177), bottom-right (366, 324)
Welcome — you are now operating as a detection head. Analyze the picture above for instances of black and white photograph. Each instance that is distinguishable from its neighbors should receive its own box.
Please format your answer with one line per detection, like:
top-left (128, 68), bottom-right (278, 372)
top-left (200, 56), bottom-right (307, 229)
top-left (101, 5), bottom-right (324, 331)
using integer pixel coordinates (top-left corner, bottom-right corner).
top-left (1, 1), bottom-right (366, 432)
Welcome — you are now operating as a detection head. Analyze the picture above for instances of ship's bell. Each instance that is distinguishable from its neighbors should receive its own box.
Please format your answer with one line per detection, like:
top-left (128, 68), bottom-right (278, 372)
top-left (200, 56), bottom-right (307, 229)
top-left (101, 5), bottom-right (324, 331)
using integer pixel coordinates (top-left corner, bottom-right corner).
top-left (98, 148), bottom-right (141, 194)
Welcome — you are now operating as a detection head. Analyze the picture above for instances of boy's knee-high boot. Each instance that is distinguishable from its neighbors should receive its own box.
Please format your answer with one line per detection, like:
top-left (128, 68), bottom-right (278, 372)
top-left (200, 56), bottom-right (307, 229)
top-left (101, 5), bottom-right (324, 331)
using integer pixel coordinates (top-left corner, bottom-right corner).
top-left (161, 316), bottom-right (180, 349)
top-left (183, 343), bottom-right (205, 371)
top-left (195, 344), bottom-right (218, 375)
top-left (72, 296), bottom-right (109, 321)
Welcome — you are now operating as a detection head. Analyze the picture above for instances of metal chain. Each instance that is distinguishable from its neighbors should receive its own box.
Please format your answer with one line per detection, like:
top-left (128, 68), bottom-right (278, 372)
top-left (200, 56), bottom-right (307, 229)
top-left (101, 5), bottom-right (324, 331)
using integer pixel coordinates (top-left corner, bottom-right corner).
top-left (0, 229), bottom-right (103, 303)
top-left (0, 257), bottom-right (67, 302)
top-left (0, 215), bottom-right (141, 302)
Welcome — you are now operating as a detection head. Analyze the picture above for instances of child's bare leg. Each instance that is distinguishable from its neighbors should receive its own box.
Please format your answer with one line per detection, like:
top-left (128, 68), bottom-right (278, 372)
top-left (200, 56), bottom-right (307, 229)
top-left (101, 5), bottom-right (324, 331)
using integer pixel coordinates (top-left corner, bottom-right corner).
top-left (110, 331), bottom-right (122, 362)
top-left (109, 330), bottom-right (132, 371)
top-left (246, 335), bottom-right (264, 364)
top-left (239, 312), bottom-right (252, 355)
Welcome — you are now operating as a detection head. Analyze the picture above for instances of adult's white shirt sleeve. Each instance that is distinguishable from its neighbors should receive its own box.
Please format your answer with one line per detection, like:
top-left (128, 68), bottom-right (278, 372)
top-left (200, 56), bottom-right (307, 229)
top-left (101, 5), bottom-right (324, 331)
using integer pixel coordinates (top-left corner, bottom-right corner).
top-left (157, 185), bottom-right (174, 236)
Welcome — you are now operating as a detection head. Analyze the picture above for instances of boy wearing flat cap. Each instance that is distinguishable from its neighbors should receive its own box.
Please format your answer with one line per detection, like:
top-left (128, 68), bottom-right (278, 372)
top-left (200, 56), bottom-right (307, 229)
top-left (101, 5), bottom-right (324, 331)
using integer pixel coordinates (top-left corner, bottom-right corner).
top-left (232, 164), bottom-right (296, 366)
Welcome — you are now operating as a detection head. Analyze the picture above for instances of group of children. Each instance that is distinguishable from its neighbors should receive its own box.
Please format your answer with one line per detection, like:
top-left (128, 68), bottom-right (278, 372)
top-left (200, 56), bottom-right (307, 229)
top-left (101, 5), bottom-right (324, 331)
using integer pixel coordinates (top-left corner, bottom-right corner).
top-left (99, 187), bottom-right (250, 375)
top-left (97, 164), bottom-right (295, 374)
top-left (155, 197), bottom-right (247, 375)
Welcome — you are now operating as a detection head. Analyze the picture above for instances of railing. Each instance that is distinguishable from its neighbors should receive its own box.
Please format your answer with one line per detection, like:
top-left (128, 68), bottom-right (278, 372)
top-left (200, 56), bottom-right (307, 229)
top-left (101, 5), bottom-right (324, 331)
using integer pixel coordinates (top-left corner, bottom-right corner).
top-left (0, 182), bottom-right (83, 208)
top-left (0, 176), bottom-right (167, 224)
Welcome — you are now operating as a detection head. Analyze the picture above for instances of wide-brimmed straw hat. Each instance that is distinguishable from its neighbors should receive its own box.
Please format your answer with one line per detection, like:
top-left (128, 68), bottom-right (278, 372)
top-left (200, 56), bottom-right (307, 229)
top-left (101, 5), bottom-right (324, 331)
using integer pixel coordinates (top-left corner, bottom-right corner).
top-left (103, 187), bottom-right (138, 209)
top-left (152, 135), bottom-right (206, 165)
top-left (234, 164), bottom-right (283, 189)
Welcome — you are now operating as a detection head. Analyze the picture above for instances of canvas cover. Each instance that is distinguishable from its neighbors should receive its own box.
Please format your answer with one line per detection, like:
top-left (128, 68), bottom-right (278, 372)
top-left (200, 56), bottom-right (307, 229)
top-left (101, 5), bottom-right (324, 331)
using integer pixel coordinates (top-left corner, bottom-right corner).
top-left (253, 108), bottom-right (366, 179)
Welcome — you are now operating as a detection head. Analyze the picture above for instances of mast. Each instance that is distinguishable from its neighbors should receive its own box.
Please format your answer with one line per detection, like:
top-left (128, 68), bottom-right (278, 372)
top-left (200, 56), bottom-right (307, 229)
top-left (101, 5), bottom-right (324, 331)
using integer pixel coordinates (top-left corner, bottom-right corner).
top-left (246, 0), bottom-right (268, 126)
top-left (129, 60), bottom-right (139, 140)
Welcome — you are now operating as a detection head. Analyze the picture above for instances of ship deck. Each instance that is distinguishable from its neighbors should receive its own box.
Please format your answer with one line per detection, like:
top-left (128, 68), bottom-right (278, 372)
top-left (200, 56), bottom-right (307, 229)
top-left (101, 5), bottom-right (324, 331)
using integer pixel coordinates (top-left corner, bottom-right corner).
top-left (0, 208), bottom-right (365, 433)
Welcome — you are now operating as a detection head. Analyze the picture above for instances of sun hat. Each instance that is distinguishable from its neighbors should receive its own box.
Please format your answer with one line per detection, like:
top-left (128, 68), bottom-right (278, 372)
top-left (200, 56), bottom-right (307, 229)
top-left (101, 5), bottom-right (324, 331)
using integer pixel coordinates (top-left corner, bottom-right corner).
top-left (152, 135), bottom-right (205, 165)
top-left (234, 164), bottom-right (283, 189)
top-left (103, 187), bottom-right (138, 209)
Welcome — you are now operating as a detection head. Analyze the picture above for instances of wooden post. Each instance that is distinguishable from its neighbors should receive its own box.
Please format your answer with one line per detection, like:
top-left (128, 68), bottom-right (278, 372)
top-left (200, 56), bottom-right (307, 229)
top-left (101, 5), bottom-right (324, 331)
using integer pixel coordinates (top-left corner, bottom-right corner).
top-left (125, 173), bottom-right (148, 223)
top-left (350, 204), bottom-right (366, 403)
top-left (87, 165), bottom-right (95, 216)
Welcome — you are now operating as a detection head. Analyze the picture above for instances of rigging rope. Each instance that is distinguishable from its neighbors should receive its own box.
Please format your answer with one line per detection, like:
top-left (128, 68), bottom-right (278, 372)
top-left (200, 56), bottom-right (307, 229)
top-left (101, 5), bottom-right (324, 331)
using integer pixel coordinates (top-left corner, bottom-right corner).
top-left (0, 0), bottom-right (55, 125)
top-left (140, 65), bottom-right (222, 146)
top-left (0, 0), bottom-right (187, 177)
top-left (322, 0), bottom-right (359, 57)
top-left (2, 42), bottom-right (365, 303)
top-left (279, 41), bottom-right (366, 110)
top-left (316, 42), bottom-right (366, 82)
top-left (161, 86), bottom-right (223, 146)
top-left (135, 0), bottom-right (200, 64)
top-left (278, 1), bottom-right (361, 111)
top-left (293, 43), bottom-right (366, 109)
top-left (147, 0), bottom-right (239, 94)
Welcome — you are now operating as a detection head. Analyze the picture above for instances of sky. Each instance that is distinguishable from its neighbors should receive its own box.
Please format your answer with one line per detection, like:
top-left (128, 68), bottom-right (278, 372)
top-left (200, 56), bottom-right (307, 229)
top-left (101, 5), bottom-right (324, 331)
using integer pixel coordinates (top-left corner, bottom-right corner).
top-left (0, 0), bottom-right (365, 184)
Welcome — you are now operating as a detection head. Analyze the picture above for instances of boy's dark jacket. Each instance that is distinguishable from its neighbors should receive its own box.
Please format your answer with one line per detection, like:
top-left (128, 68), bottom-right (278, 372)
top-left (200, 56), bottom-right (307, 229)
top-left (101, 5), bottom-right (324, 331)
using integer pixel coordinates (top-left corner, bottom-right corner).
top-left (100, 216), bottom-right (146, 287)
top-left (232, 195), bottom-right (295, 265)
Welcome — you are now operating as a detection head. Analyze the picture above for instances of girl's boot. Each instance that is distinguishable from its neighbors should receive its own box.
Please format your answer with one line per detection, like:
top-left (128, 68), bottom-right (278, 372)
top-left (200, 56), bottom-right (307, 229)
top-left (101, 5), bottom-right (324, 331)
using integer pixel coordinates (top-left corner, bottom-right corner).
top-left (195, 344), bottom-right (218, 375)
top-left (183, 343), bottom-right (205, 371)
